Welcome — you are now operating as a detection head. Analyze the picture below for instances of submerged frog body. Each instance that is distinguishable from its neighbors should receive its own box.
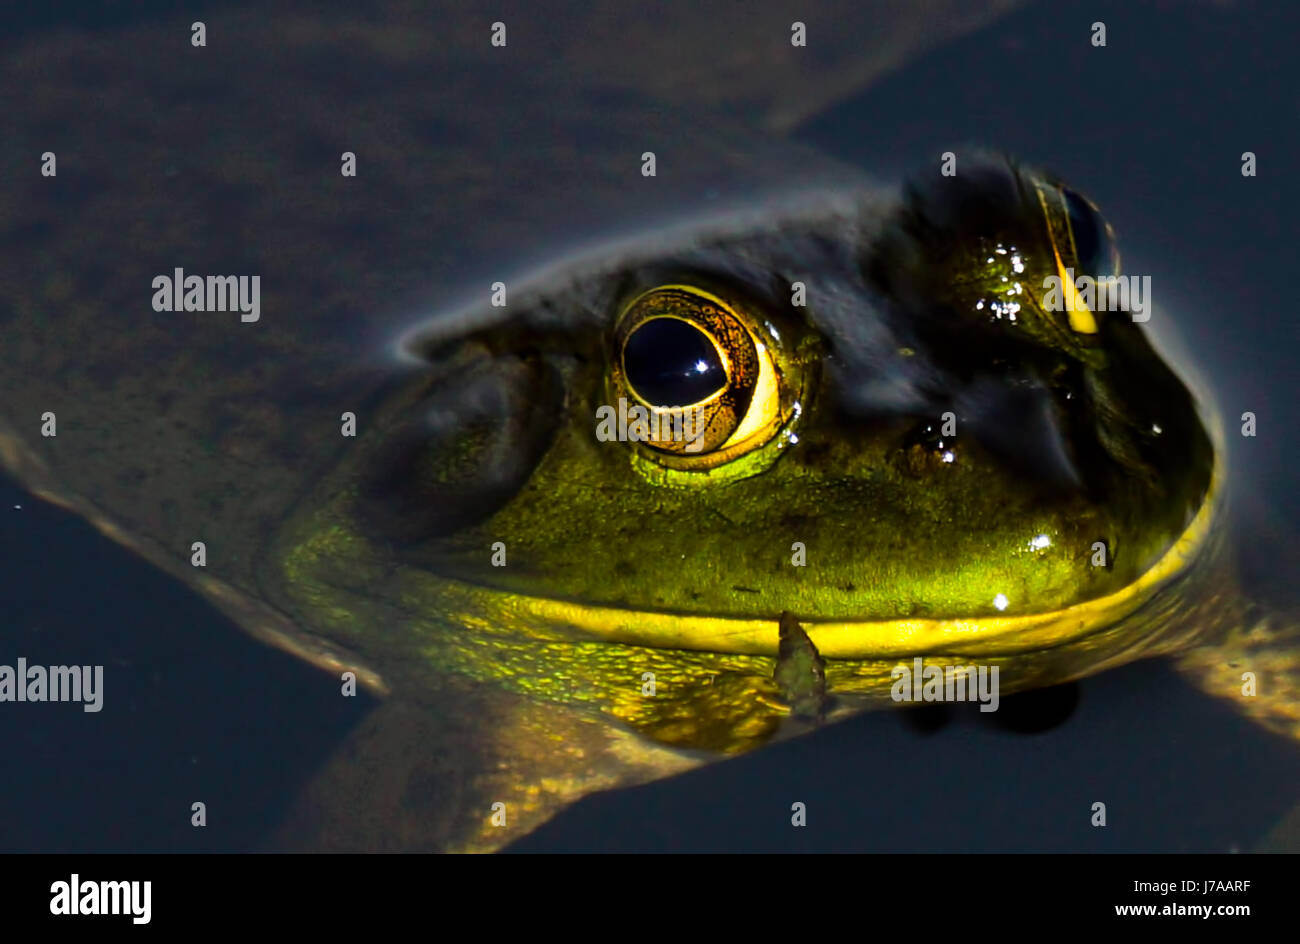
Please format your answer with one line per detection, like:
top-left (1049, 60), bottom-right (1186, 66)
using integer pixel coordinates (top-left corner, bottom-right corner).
top-left (0, 3), bottom-right (1294, 852)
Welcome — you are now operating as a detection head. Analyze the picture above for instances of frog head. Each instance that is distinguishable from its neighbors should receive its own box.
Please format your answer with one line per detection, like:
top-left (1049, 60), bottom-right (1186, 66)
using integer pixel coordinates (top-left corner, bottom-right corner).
top-left (271, 155), bottom-right (1215, 749)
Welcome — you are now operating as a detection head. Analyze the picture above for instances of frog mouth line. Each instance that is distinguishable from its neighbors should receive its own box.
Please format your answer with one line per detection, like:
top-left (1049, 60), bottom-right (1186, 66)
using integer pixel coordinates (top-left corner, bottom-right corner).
top-left (446, 470), bottom-right (1220, 660)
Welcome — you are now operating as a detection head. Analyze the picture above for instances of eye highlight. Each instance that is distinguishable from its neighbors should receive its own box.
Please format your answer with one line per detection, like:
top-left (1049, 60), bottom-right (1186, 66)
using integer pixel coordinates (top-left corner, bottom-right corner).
top-left (608, 283), bottom-right (799, 471)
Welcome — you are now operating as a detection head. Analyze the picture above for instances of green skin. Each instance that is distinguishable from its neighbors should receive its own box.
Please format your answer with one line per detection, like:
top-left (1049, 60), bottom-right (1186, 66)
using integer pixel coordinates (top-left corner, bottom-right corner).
top-left (337, 185), bottom-right (1210, 626)
top-left (308, 168), bottom-right (1209, 634)
top-left (268, 162), bottom-right (1217, 762)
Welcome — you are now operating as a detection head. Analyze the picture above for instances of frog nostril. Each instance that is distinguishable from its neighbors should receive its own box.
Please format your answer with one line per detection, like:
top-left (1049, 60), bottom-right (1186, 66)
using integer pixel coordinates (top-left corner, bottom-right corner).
top-left (905, 421), bottom-right (957, 458)
top-left (900, 420), bottom-right (958, 475)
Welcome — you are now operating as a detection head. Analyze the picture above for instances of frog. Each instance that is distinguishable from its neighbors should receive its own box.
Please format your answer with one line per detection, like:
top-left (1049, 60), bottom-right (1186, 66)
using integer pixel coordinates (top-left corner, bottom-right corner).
top-left (0, 0), bottom-right (1292, 853)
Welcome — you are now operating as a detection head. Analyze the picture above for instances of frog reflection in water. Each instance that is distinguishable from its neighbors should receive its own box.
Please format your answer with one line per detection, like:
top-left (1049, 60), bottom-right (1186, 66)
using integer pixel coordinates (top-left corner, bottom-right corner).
top-left (271, 157), bottom-right (1234, 845)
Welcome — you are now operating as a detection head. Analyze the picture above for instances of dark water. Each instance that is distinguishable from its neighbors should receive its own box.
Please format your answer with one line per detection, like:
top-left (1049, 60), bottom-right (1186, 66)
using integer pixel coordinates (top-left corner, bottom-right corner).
top-left (2, 0), bottom-right (1297, 852)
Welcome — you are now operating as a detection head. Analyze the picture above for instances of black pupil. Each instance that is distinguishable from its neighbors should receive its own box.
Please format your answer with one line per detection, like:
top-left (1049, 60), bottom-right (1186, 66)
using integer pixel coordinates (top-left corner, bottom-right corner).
top-left (623, 317), bottom-right (726, 406)
top-left (1063, 188), bottom-right (1118, 278)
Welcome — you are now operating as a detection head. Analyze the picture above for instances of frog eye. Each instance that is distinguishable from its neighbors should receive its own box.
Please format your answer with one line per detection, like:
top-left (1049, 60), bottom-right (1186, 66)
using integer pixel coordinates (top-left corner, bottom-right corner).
top-left (609, 284), bottom-right (790, 468)
top-left (1028, 179), bottom-right (1122, 337)
top-left (1034, 180), bottom-right (1121, 284)
top-left (1060, 187), bottom-right (1120, 280)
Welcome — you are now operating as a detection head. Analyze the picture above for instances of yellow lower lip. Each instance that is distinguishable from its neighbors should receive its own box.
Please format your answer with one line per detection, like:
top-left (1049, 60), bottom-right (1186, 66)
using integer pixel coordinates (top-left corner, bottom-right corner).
top-left (451, 473), bottom-right (1218, 660)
